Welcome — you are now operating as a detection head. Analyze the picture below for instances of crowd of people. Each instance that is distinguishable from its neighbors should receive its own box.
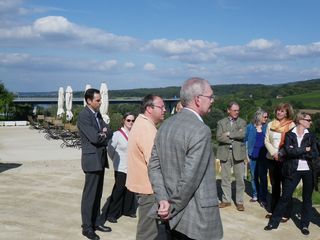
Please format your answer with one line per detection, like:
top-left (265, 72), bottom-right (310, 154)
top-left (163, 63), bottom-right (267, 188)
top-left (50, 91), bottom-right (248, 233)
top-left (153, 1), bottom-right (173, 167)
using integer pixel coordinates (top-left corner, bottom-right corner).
top-left (77, 78), bottom-right (319, 240)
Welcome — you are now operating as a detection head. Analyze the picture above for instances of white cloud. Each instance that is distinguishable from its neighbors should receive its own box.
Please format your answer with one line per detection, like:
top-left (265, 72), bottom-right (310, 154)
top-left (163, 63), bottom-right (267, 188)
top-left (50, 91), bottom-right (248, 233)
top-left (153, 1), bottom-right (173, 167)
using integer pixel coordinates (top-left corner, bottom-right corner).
top-left (143, 38), bottom-right (218, 63)
top-left (0, 52), bottom-right (120, 72)
top-left (33, 16), bottom-right (73, 35)
top-left (98, 60), bottom-right (118, 71)
top-left (0, 16), bottom-right (138, 51)
top-left (286, 42), bottom-right (320, 57)
top-left (124, 62), bottom-right (135, 68)
top-left (143, 63), bottom-right (156, 71)
top-left (246, 39), bottom-right (277, 50)
top-left (0, 0), bottom-right (22, 14)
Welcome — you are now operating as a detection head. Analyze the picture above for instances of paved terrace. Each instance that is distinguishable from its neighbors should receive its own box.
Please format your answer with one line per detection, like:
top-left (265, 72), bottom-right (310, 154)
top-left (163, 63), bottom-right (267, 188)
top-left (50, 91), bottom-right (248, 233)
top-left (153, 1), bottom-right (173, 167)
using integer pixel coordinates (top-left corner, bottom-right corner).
top-left (0, 126), bottom-right (319, 240)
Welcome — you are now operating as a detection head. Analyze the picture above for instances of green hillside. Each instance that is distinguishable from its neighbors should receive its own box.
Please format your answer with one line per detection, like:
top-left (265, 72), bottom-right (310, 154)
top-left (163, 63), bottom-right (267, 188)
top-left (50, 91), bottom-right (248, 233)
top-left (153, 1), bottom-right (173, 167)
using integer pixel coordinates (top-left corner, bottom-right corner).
top-left (255, 90), bottom-right (320, 109)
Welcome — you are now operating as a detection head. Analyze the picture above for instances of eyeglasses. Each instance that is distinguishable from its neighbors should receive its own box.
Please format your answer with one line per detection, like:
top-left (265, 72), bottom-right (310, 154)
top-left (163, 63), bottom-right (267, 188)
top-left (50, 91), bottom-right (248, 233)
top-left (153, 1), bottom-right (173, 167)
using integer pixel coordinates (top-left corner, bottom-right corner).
top-left (198, 94), bottom-right (215, 101)
top-left (302, 119), bottom-right (312, 122)
top-left (153, 105), bottom-right (166, 111)
top-left (126, 119), bottom-right (135, 123)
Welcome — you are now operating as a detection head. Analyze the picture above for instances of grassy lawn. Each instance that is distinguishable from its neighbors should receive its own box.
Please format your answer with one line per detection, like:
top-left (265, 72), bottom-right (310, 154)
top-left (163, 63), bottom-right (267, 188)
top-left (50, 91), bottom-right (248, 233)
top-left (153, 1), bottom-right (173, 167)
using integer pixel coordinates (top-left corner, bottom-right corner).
top-left (255, 90), bottom-right (320, 109)
top-left (293, 187), bottom-right (320, 206)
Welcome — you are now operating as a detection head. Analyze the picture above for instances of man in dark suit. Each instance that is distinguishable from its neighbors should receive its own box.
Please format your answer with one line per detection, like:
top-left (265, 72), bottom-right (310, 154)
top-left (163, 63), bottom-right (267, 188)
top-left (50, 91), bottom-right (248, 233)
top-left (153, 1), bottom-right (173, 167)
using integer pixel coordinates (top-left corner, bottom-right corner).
top-left (77, 88), bottom-right (113, 240)
top-left (148, 77), bottom-right (223, 240)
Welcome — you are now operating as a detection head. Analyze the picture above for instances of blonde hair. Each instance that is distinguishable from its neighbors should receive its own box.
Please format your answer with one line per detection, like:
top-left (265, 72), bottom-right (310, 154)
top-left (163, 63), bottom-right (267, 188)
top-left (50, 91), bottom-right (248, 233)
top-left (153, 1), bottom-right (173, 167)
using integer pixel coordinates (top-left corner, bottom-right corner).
top-left (294, 111), bottom-right (311, 124)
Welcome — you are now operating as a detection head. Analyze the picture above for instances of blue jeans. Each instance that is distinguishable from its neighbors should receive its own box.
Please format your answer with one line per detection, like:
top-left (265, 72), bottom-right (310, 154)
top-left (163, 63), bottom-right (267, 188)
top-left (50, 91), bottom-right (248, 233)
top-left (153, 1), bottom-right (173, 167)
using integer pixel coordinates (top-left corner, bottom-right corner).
top-left (249, 159), bottom-right (258, 198)
top-left (249, 157), bottom-right (268, 202)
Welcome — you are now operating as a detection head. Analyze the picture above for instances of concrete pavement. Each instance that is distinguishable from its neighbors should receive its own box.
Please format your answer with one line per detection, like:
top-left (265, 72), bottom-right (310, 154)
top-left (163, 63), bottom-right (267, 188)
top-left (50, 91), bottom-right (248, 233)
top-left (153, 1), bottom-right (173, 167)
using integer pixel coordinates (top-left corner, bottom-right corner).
top-left (0, 126), bottom-right (319, 240)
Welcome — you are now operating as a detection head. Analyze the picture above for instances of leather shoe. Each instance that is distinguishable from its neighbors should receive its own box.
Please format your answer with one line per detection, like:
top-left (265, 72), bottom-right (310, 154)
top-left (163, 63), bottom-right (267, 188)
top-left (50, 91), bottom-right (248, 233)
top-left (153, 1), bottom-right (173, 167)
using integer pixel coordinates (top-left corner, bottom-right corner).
top-left (301, 227), bottom-right (310, 235)
top-left (264, 224), bottom-right (277, 231)
top-left (107, 217), bottom-right (118, 223)
top-left (94, 225), bottom-right (112, 232)
top-left (219, 202), bottom-right (231, 208)
top-left (236, 203), bottom-right (245, 211)
top-left (129, 213), bottom-right (137, 218)
top-left (265, 213), bottom-right (272, 219)
top-left (280, 217), bottom-right (289, 223)
top-left (82, 229), bottom-right (100, 240)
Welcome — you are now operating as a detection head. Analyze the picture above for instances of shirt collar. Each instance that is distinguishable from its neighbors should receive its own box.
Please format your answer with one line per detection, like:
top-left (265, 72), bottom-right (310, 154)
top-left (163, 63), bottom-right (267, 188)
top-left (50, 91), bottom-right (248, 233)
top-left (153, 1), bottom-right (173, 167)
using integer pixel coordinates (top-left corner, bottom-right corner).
top-left (184, 108), bottom-right (203, 122)
top-left (87, 106), bottom-right (96, 114)
top-left (140, 114), bottom-right (157, 126)
top-left (292, 126), bottom-right (309, 136)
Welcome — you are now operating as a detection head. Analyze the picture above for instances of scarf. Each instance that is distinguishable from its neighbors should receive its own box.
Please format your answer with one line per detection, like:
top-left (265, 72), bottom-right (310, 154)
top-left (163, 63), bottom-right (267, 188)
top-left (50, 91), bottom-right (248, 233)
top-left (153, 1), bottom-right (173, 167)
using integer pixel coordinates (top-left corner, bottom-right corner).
top-left (270, 119), bottom-right (293, 148)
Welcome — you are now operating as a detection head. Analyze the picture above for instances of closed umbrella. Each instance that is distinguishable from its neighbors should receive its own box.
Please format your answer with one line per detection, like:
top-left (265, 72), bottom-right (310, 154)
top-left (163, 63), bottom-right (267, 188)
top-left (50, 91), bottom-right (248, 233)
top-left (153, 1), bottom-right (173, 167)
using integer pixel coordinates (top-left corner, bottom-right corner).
top-left (83, 84), bottom-right (91, 106)
top-left (65, 86), bottom-right (73, 121)
top-left (57, 87), bottom-right (65, 118)
top-left (99, 82), bottom-right (110, 124)
top-left (32, 106), bottom-right (37, 116)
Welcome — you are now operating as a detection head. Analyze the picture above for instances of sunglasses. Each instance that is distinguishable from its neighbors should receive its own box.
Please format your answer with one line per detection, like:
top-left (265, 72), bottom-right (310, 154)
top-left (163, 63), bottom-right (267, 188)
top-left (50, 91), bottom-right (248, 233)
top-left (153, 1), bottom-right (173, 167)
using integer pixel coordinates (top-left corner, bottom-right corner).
top-left (126, 119), bottom-right (135, 123)
top-left (303, 119), bottom-right (312, 122)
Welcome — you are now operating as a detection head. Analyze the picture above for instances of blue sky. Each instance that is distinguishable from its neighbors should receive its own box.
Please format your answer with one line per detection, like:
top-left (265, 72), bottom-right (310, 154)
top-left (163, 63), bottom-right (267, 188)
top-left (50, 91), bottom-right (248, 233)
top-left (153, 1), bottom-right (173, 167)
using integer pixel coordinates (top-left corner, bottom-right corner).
top-left (1, 0), bottom-right (320, 92)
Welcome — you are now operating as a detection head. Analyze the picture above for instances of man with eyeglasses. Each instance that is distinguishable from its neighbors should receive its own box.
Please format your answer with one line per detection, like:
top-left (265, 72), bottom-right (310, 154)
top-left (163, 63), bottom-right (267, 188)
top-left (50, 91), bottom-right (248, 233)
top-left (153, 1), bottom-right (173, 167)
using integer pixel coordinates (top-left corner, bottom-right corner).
top-left (148, 77), bottom-right (223, 240)
top-left (126, 94), bottom-right (166, 240)
top-left (217, 101), bottom-right (247, 211)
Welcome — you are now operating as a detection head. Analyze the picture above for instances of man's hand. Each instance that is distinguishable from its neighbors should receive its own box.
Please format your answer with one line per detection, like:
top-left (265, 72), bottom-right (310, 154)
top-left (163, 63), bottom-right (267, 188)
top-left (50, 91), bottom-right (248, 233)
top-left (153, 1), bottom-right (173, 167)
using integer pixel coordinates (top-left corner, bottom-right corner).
top-left (224, 131), bottom-right (230, 137)
top-left (158, 200), bottom-right (170, 220)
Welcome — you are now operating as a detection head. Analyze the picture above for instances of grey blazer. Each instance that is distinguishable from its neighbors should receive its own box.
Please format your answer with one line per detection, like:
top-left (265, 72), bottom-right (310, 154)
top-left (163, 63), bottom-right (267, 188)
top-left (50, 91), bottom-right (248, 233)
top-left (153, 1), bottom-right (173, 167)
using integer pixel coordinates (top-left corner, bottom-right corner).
top-left (216, 117), bottom-right (247, 161)
top-left (77, 106), bottom-right (113, 172)
top-left (148, 109), bottom-right (223, 240)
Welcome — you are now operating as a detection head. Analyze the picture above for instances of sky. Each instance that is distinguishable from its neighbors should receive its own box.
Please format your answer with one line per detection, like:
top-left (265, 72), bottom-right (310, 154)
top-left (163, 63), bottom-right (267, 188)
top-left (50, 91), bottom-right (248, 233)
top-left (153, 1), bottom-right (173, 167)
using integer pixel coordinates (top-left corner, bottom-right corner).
top-left (0, 0), bottom-right (320, 92)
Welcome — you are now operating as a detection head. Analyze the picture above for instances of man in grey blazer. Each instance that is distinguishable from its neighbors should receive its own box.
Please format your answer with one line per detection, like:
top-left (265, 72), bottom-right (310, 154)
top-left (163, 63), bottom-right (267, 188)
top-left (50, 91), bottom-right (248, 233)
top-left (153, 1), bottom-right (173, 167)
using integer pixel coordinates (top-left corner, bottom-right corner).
top-left (148, 77), bottom-right (223, 240)
top-left (77, 88), bottom-right (113, 240)
top-left (216, 101), bottom-right (247, 211)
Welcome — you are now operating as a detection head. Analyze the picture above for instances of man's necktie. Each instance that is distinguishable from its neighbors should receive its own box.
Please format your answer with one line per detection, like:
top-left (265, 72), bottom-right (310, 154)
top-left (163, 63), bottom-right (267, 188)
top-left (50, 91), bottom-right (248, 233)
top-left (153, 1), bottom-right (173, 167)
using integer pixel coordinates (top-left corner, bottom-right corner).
top-left (94, 112), bottom-right (101, 130)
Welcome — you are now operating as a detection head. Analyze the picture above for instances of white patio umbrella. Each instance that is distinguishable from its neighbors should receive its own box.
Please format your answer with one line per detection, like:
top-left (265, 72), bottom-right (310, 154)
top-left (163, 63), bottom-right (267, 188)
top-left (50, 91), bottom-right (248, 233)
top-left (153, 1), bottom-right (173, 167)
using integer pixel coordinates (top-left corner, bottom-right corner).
top-left (32, 106), bottom-right (37, 116)
top-left (83, 84), bottom-right (91, 106)
top-left (57, 87), bottom-right (65, 118)
top-left (65, 86), bottom-right (73, 121)
top-left (99, 82), bottom-right (110, 124)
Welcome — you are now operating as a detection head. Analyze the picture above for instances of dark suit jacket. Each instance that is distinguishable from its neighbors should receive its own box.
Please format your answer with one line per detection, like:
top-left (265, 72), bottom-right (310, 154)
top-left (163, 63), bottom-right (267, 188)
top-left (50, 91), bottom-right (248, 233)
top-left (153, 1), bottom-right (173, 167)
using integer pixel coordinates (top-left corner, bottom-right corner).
top-left (148, 109), bottom-right (223, 240)
top-left (77, 106), bottom-right (113, 172)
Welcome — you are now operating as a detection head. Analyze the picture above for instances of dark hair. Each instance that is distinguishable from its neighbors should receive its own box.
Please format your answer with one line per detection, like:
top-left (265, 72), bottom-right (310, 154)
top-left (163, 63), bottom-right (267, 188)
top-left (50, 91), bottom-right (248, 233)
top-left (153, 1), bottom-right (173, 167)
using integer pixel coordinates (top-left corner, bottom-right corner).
top-left (84, 88), bottom-right (100, 103)
top-left (121, 112), bottom-right (135, 126)
top-left (122, 112), bottom-right (135, 120)
top-left (140, 94), bottom-right (158, 113)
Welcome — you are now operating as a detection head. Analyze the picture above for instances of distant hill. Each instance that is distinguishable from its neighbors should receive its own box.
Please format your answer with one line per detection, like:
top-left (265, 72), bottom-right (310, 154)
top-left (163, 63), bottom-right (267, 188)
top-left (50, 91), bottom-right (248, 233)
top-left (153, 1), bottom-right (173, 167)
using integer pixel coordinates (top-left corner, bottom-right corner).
top-left (16, 78), bottom-right (320, 100)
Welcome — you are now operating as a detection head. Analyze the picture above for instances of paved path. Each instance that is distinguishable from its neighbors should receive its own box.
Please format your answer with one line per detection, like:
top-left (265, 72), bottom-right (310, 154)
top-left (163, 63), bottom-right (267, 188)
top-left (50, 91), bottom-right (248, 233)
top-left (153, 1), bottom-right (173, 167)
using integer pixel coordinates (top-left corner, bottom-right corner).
top-left (0, 127), bottom-right (319, 240)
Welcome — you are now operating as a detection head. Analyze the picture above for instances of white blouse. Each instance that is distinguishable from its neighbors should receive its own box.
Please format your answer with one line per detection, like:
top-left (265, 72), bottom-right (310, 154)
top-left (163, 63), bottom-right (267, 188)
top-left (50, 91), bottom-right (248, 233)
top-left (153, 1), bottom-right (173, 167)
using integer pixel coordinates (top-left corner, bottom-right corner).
top-left (107, 127), bottom-right (129, 173)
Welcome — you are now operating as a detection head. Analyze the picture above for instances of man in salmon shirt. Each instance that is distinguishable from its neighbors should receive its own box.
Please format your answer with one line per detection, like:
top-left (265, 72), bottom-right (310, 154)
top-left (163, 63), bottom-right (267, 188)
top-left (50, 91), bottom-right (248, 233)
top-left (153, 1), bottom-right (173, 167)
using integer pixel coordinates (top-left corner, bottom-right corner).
top-left (126, 94), bottom-right (166, 240)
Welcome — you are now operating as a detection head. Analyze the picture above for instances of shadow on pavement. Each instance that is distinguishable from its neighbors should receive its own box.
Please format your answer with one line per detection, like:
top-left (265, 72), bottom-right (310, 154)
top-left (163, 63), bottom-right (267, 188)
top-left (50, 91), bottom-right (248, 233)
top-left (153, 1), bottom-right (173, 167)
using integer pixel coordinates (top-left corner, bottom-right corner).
top-left (0, 162), bottom-right (22, 173)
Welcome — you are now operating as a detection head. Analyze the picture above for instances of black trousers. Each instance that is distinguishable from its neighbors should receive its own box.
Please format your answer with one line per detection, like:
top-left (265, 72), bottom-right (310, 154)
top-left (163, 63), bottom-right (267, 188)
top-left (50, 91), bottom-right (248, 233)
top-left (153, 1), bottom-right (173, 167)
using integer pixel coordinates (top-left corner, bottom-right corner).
top-left (269, 170), bottom-right (314, 228)
top-left (81, 170), bottom-right (105, 230)
top-left (268, 160), bottom-right (292, 218)
top-left (100, 171), bottom-right (136, 223)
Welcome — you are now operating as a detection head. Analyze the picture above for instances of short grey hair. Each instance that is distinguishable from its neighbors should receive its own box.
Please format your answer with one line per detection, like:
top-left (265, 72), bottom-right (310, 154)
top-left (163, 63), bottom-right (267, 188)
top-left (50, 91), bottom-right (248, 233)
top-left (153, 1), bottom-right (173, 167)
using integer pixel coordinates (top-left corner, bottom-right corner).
top-left (252, 107), bottom-right (267, 125)
top-left (180, 77), bottom-right (210, 107)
